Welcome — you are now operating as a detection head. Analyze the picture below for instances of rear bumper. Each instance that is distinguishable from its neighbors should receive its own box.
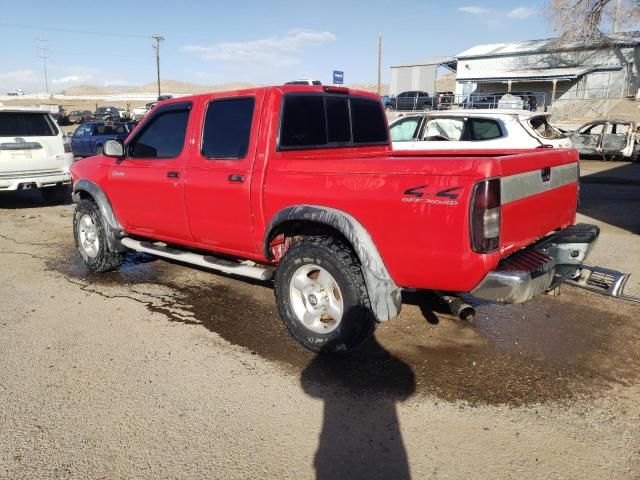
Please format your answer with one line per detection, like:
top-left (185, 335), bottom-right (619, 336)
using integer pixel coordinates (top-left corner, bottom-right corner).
top-left (0, 171), bottom-right (71, 191)
top-left (471, 223), bottom-right (599, 303)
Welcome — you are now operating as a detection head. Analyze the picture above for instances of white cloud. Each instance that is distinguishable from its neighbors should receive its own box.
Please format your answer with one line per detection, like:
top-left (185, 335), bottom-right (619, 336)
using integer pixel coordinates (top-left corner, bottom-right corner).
top-left (0, 70), bottom-right (40, 93)
top-left (458, 6), bottom-right (489, 15)
top-left (183, 29), bottom-right (336, 67)
top-left (52, 75), bottom-right (92, 84)
top-left (507, 7), bottom-right (536, 19)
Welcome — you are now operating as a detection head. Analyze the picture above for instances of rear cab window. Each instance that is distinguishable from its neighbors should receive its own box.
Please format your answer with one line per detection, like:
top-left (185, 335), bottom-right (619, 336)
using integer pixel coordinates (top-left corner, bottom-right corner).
top-left (529, 116), bottom-right (566, 140)
top-left (201, 97), bottom-right (255, 159)
top-left (279, 93), bottom-right (388, 150)
top-left (0, 112), bottom-right (58, 137)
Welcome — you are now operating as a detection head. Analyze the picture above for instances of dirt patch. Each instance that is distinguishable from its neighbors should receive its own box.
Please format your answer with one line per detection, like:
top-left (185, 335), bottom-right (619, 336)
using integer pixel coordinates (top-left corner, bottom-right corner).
top-left (52, 249), bottom-right (640, 407)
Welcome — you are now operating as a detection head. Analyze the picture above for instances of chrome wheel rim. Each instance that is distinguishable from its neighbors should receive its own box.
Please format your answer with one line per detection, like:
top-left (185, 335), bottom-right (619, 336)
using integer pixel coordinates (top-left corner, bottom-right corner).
top-left (77, 214), bottom-right (99, 259)
top-left (289, 264), bottom-right (344, 334)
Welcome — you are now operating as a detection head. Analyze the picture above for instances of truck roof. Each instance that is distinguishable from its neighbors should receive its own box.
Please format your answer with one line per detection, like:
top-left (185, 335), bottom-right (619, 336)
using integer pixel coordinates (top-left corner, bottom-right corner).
top-left (157, 85), bottom-right (381, 106)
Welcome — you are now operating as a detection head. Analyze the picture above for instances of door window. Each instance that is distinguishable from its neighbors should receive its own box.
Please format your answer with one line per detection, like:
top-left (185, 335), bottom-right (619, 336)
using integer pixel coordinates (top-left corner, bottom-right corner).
top-left (469, 119), bottom-right (503, 140)
top-left (202, 97), bottom-right (255, 159)
top-left (128, 105), bottom-right (190, 159)
top-left (390, 117), bottom-right (422, 142)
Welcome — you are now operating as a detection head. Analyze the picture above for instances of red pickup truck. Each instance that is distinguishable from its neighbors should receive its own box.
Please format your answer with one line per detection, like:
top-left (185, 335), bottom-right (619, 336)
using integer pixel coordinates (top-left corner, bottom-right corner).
top-left (70, 85), bottom-right (598, 353)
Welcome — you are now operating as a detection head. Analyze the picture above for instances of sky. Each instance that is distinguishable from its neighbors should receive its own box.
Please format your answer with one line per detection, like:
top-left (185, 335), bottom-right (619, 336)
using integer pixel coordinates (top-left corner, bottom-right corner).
top-left (0, 0), bottom-right (553, 93)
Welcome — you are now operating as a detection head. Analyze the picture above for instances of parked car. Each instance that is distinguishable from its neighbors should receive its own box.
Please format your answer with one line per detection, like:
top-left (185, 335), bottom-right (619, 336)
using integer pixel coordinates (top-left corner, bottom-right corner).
top-left (435, 91), bottom-right (455, 110)
top-left (388, 91), bottom-right (436, 111)
top-left (67, 110), bottom-right (93, 124)
top-left (284, 79), bottom-right (322, 85)
top-left (0, 105), bottom-right (73, 203)
top-left (92, 106), bottom-right (120, 121)
top-left (131, 106), bottom-right (149, 121)
top-left (570, 120), bottom-right (639, 161)
top-left (70, 121), bottom-right (130, 157)
top-left (157, 95), bottom-right (173, 101)
top-left (390, 110), bottom-right (572, 150)
top-left (70, 85), bottom-right (596, 354)
top-left (116, 108), bottom-right (130, 120)
top-left (6, 89), bottom-right (24, 96)
top-left (381, 95), bottom-right (395, 110)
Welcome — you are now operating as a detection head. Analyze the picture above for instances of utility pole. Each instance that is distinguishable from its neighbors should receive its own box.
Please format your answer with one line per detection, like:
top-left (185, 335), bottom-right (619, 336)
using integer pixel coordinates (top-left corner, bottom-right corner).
top-left (377, 33), bottom-right (382, 95)
top-left (152, 35), bottom-right (164, 99)
top-left (37, 34), bottom-right (49, 94)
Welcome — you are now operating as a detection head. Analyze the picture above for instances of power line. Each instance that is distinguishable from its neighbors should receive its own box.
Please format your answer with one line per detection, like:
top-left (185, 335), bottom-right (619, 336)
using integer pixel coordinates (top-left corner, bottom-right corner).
top-left (0, 22), bottom-right (152, 39)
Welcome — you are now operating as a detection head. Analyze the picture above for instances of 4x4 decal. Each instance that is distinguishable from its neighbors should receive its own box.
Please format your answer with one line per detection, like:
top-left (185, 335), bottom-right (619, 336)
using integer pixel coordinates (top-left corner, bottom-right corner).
top-left (402, 185), bottom-right (462, 205)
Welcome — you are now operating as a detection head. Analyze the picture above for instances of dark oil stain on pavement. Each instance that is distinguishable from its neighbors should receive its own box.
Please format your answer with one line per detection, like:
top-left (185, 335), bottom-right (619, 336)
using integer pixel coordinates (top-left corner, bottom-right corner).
top-left (53, 250), bottom-right (640, 407)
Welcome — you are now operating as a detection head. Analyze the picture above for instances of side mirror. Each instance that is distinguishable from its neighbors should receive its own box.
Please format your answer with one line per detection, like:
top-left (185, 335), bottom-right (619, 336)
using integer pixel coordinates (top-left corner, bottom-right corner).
top-left (103, 139), bottom-right (125, 158)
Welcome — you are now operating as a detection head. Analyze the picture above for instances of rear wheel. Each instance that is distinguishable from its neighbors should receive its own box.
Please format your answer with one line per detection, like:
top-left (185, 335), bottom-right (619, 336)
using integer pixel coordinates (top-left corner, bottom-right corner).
top-left (73, 199), bottom-right (123, 272)
top-left (41, 184), bottom-right (70, 204)
top-left (274, 236), bottom-right (376, 353)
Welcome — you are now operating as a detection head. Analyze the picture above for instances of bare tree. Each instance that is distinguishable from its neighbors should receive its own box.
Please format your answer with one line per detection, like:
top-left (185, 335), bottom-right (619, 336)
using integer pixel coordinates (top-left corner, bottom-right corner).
top-left (546, 0), bottom-right (640, 42)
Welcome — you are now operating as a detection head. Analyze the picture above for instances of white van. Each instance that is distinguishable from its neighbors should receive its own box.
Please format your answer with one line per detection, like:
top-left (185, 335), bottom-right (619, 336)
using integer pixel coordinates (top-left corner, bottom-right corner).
top-left (0, 106), bottom-right (74, 202)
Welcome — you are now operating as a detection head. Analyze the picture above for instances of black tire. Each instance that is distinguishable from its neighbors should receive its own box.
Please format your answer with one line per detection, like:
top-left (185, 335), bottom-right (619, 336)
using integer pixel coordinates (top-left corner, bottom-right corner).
top-left (41, 184), bottom-right (71, 204)
top-left (274, 236), bottom-right (376, 353)
top-left (73, 199), bottom-right (124, 272)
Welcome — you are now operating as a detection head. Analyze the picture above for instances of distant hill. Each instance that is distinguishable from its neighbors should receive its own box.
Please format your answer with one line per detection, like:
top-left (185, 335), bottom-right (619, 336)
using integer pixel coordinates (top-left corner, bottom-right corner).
top-left (62, 80), bottom-right (390, 96)
top-left (62, 80), bottom-right (256, 96)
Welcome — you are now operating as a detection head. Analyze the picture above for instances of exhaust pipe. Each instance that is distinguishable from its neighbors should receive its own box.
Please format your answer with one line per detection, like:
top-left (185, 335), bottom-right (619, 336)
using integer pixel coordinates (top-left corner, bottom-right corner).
top-left (437, 293), bottom-right (476, 321)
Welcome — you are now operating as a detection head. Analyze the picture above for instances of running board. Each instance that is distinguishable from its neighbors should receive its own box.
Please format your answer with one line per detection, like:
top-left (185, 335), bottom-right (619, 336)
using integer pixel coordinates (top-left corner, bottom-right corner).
top-left (120, 237), bottom-right (274, 281)
top-left (564, 264), bottom-right (640, 303)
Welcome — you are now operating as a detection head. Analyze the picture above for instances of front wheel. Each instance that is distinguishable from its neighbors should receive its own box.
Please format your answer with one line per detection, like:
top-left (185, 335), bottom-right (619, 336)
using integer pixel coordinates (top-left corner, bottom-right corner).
top-left (274, 236), bottom-right (376, 353)
top-left (73, 199), bottom-right (124, 272)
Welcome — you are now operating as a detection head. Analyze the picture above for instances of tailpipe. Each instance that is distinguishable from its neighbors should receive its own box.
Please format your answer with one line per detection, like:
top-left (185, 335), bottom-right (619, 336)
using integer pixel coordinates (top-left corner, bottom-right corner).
top-left (438, 293), bottom-right (476, 321)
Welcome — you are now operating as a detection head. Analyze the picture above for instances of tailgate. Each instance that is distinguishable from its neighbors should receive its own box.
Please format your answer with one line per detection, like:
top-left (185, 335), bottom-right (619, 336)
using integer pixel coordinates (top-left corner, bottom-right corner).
top-left (498, 149), bottom-right (579, 256)
top-left (0, 135), bottom-right (65, 175)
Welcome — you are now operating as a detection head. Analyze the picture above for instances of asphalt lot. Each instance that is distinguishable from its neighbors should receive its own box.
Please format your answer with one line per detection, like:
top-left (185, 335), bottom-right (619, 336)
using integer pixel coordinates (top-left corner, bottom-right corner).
top-left (0, 164), bottom-right (639, 479)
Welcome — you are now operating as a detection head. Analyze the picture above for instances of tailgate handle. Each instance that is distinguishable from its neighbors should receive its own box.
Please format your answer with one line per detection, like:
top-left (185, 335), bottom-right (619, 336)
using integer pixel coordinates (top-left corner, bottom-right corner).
top-left (541, 167), bottom-right (551, 182)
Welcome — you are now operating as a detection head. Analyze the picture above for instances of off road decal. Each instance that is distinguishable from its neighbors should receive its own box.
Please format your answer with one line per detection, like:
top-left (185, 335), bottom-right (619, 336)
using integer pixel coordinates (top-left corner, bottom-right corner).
top-left (402, 185), bottom-right (461, 205)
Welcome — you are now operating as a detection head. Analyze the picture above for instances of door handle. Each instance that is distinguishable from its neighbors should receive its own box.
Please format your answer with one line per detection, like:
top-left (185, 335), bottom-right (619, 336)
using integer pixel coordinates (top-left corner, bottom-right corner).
top-left (167, 171), bottom-right (180, 178)
top-left (228, 174), bottom-right (245, 183)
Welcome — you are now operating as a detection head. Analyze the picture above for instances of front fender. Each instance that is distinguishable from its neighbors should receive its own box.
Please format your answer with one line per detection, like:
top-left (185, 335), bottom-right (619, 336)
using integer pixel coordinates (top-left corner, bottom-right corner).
top-left (265, 205), bottom-right (402, 322)
top-left (72, 179), bottom-right (127, 252)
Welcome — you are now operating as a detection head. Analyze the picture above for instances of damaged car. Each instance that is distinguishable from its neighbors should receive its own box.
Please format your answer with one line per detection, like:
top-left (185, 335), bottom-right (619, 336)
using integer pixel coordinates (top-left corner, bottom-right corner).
top-left (570, 120), bottom-right (639, 161)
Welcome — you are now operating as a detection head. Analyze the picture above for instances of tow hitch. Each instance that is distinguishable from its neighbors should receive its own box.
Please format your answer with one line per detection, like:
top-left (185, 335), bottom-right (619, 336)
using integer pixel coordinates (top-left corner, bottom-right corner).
top-left (565, 265), bottom-right (640, 303)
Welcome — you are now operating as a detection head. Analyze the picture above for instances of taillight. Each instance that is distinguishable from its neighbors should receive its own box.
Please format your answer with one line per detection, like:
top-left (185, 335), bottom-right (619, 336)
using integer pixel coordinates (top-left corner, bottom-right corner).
top-left (470, 178), bottom-right (501, 253)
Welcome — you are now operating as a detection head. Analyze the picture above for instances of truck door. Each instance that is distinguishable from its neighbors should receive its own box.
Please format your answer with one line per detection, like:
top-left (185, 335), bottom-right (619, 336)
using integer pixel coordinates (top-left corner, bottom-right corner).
top-left (106, 101), bottom-right (194, 242)
top-left (184, 92), bottom-right (263, 255)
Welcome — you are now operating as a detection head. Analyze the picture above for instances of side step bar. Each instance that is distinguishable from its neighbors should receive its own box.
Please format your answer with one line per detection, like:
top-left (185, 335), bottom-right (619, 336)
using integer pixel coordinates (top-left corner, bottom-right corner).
top-left (120, 237), bottom-right (274, 281)
top-left (564, 264), bottom-right (640, 303)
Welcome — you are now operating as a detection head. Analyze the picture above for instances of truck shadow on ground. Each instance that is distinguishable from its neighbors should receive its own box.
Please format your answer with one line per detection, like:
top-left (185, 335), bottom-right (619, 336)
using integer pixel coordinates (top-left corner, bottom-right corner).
top-left (579, 164), bottom-right (640, 234)
top-left (301, 331), bottom-right (414, 480)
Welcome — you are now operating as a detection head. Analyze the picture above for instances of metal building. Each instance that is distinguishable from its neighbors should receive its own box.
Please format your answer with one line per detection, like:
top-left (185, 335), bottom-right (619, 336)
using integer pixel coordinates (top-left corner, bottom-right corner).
top-left (455, 32), bottom-right (640, 107)
top-left (389, 57), bottom-right (457, 96)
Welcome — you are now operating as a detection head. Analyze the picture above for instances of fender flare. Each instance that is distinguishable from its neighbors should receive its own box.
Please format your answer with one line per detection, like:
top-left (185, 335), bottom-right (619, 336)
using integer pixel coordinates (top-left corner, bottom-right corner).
top-left (71, 179), bottom-right (127, 252)
top-left (264, 205), bottom-right (402, 322)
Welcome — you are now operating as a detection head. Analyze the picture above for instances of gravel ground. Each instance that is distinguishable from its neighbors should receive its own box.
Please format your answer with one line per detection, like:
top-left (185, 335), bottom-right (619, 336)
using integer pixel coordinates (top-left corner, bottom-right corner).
top-left (0, 185), bottom-right (639, 479)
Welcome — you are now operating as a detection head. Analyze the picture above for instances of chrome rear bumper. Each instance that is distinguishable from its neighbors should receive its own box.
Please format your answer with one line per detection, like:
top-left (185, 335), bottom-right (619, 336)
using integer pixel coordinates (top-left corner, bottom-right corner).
top-left (471, 224), bottom-right (600, 304)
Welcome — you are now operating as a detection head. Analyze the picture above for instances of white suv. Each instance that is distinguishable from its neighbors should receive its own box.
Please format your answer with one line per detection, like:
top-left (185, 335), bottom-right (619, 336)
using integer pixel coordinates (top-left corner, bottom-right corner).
top-left (390, 110), bottom-right (572, 151)
top-left (0, 106), bottom-right (73, 202)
